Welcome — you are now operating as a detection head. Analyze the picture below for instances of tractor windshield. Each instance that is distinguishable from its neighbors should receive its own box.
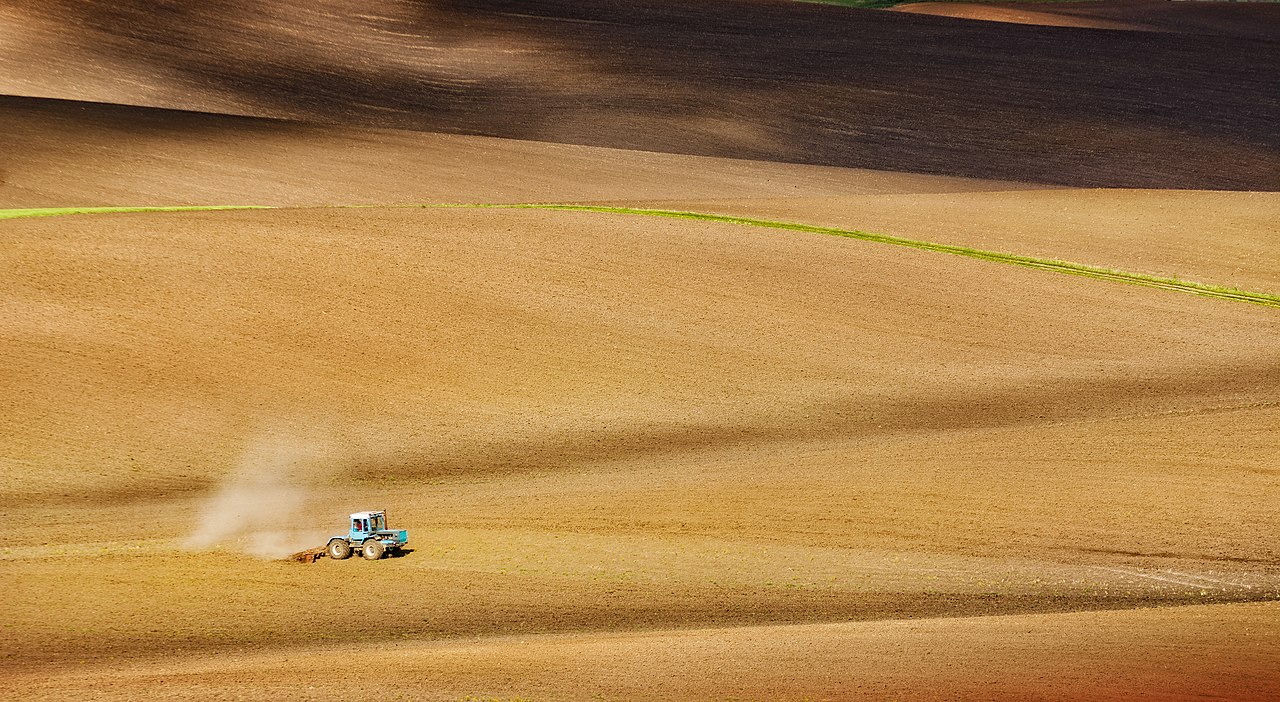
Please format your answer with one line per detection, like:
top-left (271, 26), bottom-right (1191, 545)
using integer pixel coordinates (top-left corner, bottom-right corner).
top-left (372, 514), bottom-right (385, 531)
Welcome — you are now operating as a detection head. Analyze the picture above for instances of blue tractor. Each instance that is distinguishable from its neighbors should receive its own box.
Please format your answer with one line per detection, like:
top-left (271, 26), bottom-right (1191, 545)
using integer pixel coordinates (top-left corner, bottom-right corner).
top-left (326, 510), bottom-right (409, 560)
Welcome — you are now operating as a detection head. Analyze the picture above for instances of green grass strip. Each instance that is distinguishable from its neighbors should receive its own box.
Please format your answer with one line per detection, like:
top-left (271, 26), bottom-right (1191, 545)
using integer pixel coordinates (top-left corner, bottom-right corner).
top-left (0, 205), bottom-right (269, 221)
top-left (5, 201), bottom-right (1277, 309)
top-left (434, 203), bottom-right (1280, 310)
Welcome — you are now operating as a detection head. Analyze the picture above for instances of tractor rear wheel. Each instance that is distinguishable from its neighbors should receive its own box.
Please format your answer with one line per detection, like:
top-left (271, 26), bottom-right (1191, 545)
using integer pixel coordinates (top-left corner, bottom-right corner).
top-left (362, 539), bottom-right (385, 560)
top-left (327, 539), bottom-right (352, 560)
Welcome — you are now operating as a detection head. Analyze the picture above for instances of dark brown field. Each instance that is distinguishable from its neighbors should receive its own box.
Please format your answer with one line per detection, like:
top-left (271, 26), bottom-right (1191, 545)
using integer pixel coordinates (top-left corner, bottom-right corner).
top-left (2, 0), bottom-right (1278, 188)
top-left (896, 0), bottom-right (1280, 38)
top-left (1, 1), bottom-right (1278, 700)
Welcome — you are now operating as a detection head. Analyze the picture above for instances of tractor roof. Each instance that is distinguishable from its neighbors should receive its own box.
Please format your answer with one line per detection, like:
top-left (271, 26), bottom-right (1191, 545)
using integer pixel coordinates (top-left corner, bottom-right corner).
top-left (350, 510), bottom-right (385, 519)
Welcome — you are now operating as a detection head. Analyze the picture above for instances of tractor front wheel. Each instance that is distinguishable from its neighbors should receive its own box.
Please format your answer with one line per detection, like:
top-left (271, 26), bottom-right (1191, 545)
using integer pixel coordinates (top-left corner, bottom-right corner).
top-left (328, 539), bottom-right (352, 560)
top-left (362, 539), bottom-right (385, 560)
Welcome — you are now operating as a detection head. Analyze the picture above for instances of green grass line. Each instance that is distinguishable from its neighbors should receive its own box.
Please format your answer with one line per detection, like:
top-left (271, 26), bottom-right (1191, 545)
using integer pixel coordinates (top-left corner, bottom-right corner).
top-left (5, 201), bottom-right (1277, 310)
top-left (0, 205), bottom-right (269, 221)
top-left (432, 203), bottom-right (1280, 310)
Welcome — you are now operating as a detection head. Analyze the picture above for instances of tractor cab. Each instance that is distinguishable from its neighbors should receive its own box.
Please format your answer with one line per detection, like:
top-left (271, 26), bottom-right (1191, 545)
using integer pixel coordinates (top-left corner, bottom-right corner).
top-left (349, 510), bottom-right (387, 538)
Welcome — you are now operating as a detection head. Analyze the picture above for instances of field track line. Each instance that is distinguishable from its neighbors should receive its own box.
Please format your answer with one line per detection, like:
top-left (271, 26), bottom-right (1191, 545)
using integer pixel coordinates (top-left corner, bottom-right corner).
top-left (4, 203), bottom-right (1279, 310)
top-left (1090, 566), bottom-right (1224, 590)
top-left (1161, 570), bottom-right (1256, 589)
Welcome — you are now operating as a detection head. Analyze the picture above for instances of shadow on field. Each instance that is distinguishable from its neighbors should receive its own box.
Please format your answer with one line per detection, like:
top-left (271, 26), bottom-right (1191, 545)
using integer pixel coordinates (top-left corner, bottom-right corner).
top-left (350, 353), bottom-right (1280, 482)
top-left (5, 0), bottom-right (1278, 188)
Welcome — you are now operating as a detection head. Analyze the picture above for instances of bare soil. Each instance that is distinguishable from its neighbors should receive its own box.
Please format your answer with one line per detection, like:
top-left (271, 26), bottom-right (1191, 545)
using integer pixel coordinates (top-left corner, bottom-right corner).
top-left (895, 0), bottom-right (1280, 39)
top-left (2, 1), bottom-right (1278, 699)
top-left (13, 603), bottom-right (1280, 701)
top-left (1, 0), bottom-right (1277, 189)
top-left (4, 203), bottom-right (1278, 699)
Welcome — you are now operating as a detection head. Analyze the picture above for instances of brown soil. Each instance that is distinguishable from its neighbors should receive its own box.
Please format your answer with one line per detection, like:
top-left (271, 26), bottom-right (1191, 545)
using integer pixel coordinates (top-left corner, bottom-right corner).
top-left (0, 95), bottom-right (1029, 208)
top-left (2, 1), bottom-right (1278, 699)
top-left (895, 0), bottom-right (1280, 40)
top-left (13, 603), bottom-right (1280, 701)
top-left (1, 0), bottom-right (1277, 189)
top-left (4, 202), bottom-right (1279, 698)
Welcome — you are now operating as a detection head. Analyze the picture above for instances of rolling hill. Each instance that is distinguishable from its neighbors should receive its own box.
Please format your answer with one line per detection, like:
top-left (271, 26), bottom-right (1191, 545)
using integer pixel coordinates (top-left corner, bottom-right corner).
top-left (2, 1), bottom-right (1278, 700)
top-left (1, 0), bottom-right (1277, 188)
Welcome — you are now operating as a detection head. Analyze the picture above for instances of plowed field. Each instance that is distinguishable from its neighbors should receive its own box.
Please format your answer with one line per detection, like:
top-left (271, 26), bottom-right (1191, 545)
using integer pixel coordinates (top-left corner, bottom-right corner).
top-left (2, 1), bottom-right (1278, 699)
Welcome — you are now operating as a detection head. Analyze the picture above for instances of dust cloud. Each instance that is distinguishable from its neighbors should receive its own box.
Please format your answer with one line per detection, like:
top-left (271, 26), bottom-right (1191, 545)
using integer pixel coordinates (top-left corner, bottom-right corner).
top-left (183, 429), bottom-right (331, 559)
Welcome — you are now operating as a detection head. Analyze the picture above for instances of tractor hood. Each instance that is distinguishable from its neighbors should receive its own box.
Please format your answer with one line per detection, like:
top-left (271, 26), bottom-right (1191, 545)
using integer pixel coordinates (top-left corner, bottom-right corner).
top-left (374, 529), bottom-right (408, 544)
